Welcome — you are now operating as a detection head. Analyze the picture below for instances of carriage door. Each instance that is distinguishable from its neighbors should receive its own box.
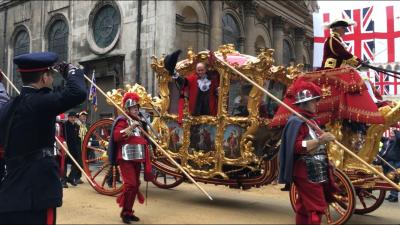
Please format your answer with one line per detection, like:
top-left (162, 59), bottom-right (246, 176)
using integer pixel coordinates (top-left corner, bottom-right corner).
top-left (80, 56), bottom-right (124, 122)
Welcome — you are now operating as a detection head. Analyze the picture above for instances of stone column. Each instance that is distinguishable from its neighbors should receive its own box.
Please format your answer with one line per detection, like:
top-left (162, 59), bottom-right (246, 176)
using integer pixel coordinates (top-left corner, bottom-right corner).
top-left (244, 3), bottom-right (256, 55)
top-left (210, 0), bottom-right (223, 51)
top-left (272, 17), bottom-right (284, 65)
top-left (294, 28), bottom-right (305, 64)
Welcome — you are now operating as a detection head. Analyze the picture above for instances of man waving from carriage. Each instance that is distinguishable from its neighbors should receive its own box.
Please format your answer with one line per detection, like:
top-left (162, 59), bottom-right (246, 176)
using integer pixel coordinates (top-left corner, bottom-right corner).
top-left (108, 91), bottom-right (153, 224)
top-left (279, 80), bottom-right (340, 225)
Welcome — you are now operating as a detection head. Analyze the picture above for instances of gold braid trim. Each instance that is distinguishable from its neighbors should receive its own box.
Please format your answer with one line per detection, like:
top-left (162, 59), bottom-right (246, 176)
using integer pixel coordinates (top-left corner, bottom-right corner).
top-left (339, 103), bottom-right (383, 119)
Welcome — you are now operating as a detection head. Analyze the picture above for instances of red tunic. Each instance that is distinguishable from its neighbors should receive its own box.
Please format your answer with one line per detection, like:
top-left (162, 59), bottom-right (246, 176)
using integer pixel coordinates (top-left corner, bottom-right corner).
top-left (321, 32), bottom-right (361, 69)
top-left (292, 116), bottom-right (328, 225)
top-left (112, 118), bottom-right (148, 217)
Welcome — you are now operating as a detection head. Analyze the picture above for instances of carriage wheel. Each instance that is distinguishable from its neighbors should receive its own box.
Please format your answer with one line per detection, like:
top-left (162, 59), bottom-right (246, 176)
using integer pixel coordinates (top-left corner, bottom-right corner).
top-left (289, 169), bottom-right (355, 225)
top-left (151, 160), bottom-right (184, 189)
top-left (82, 118), bottom-right (123, 196)
top-left (354, 189), bottom-right (386, 215)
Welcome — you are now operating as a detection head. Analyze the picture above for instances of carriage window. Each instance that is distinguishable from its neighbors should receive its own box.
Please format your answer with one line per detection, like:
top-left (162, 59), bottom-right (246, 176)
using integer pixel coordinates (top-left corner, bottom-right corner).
top-left (260, 80), bottom-right (286, 118)
top-left (228, 79), bottom-right (252, 116)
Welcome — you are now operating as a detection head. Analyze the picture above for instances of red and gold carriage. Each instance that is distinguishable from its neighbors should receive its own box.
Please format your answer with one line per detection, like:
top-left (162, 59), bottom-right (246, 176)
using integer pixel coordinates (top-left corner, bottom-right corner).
top-left (80, 45), bottom-right (400, 225)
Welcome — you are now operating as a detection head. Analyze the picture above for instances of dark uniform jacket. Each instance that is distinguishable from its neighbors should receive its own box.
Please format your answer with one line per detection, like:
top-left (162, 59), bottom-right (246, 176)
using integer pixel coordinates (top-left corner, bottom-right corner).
top-left (0, 68), bottom-right (86, 213)
top-left (382, 130), bottom-right (400, 161)
top-left (321, 32), bottom-right (361, 69)
top-left (65, 120), bottom-right (81, 156)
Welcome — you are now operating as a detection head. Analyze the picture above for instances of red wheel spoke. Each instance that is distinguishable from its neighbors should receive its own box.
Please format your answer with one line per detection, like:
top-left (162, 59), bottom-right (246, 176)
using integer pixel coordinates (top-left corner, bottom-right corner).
top-left (324, 208), bottom-right (333, 224)
top-left (364, 191), bottom-right (378, 200)
top-left (359, 195), bottom-right (367, 209)
top-left (91, 163), bottom-right (109, 180)
top-left (87, 146), bottom-right (106, 153)
top-left (330, 202), bottom-right (346, 216)
top-left (101, 166), bottom-right (112, 188)
top-left (85, 157), bottom-right (106, 163)
top-left (93, 131), bottom-right (108, 144)
top-left (112, 166), bottom-right (117, 189)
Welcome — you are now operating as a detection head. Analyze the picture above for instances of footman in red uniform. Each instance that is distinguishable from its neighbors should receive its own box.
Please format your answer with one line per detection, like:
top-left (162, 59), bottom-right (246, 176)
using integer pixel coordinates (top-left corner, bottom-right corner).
top-left (278, 80), bottom-right (338, 225)
top-left (108, 92), bottom-right (153, 224)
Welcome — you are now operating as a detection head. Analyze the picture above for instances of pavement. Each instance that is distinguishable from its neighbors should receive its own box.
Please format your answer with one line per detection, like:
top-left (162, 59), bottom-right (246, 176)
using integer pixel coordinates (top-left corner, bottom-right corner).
top-left (58, 180), bottom-right (400, 224)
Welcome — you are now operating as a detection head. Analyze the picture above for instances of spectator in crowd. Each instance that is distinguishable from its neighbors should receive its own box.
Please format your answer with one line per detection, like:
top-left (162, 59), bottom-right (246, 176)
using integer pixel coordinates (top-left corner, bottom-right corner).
top-left (379, 130), bottom-right (400, 202)
top-left (63, 112), bottom-right (82, 186)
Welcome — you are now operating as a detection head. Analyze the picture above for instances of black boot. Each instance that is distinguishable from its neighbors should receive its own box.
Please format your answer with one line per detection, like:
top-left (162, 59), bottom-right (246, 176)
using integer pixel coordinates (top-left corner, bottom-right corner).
top-left (121, 215), bottom-right (131, 224)
top-left (128, 215), bottom-right (140, 222)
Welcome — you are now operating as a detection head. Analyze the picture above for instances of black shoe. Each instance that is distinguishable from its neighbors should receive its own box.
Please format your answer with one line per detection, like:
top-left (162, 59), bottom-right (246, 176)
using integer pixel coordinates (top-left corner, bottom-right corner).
top-left (386, 195), bottom-right (394, 200)
top-left (388, 197), bottom-right (398, 202)
top-left (67, 178), bottom-right (77, 186)
top-left (121, 215), bottom-right (131, 224)
top-left (128, 215), bottom-right (140, 222)
top-left (62, 182), bottom-right (69, 188)
top-left (76, 179), bottom-right (84, 184)
top-left (280, 184), bottom-right (290, 191)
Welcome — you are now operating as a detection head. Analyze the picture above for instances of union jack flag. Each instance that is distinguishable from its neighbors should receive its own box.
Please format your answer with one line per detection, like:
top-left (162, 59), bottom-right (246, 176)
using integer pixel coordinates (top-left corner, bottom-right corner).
top-left (341, 6), bottom-right (375, 61)
top-left (367, 69), bottom-right (400, 95)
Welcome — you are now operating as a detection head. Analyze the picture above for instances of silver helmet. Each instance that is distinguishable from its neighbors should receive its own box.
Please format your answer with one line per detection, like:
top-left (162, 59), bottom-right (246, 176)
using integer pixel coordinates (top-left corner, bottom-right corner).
top-left (293, 89), bottom-right (320, 105)
top-left (124, 98), bottom-right (139, 109)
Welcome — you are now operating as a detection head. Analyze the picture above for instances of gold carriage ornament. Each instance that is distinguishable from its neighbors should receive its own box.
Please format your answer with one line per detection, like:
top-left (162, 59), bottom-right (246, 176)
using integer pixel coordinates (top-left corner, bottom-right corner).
top-left (80, 44), bottom-right (400, 225)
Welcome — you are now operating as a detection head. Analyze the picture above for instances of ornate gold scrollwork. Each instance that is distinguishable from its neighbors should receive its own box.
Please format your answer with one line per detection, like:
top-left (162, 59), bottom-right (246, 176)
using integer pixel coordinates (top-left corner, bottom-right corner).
top-left (147, 45), bottom-right (289, 179)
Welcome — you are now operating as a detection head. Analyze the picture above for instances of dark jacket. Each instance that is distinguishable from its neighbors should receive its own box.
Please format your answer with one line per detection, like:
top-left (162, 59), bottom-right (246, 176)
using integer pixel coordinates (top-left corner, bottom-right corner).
top-left (65, 121), bottom-right (80, 149)
top-left (382, 130), bottom-right (400, 161)
top-left (0, 68), bottom-right (86, 212)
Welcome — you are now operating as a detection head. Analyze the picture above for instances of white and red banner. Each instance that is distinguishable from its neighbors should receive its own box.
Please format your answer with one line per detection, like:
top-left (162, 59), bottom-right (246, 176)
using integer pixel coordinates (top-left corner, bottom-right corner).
top-left (313, 1), bottom-right (400, 96)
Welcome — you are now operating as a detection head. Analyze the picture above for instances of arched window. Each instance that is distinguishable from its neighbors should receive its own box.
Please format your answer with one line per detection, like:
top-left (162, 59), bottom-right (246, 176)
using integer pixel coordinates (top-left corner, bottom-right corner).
top-left (48, 19), bottom-right (69, 91)
top-left (222, 14), bottom-right (240, 49)
top-left (255, 35), bottom-right (266, 55)
top-left (12, 30), bottom-right (30, 95)
top-left (282, 40), bottom-right (294, 66)
top-left (48, 19), bottom-right (68, 62)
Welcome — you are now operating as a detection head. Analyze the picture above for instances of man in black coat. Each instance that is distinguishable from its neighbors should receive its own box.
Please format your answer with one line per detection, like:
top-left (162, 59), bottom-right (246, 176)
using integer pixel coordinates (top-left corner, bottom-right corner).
top-left (0, 52), bottom-right (86, 224)
top-left (63, 111), bottom-right (82, 186)
top-left (380, 130), bottom-right (400, 202)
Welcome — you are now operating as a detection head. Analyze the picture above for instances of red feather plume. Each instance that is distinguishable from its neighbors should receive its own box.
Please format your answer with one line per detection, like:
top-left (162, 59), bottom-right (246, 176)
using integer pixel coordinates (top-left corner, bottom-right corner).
top-left (122, 92), bottom-right (140, 107)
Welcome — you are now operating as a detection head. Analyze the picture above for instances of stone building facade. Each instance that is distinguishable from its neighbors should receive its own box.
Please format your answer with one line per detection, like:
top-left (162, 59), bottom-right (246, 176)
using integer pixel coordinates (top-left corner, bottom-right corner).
top-left (0, 0), bottom-right (317, 118)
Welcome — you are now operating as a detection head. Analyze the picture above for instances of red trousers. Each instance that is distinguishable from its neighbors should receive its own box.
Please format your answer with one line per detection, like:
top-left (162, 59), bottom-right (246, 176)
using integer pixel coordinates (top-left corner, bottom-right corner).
top-left (117, 160), bottom-right (141, 216)
top-left (293, 176), bottom-right (328, 225)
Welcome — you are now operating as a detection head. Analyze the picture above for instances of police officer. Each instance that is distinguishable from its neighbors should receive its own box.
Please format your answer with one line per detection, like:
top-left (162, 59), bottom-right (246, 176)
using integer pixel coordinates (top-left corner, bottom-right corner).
top-left (0, 52), bottom-right (86, 224)
top-left (321, 19), bottom-right (362, 69)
